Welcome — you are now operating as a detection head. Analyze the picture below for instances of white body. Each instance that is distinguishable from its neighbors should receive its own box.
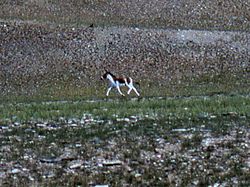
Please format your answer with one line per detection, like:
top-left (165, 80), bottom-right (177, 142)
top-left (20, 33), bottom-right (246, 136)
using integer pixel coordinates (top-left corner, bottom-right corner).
top-left (102, 72), bottom-right (140, 96)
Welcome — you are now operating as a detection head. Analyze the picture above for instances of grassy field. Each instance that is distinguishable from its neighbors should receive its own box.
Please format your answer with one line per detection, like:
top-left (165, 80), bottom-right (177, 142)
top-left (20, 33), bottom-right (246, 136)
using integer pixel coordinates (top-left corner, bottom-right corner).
top-left (0, 95), bottom-right (249, 124)
top-left (0, 95), bottom-right (249, 186)
top-left (1, 68), bottom-right (249, 104)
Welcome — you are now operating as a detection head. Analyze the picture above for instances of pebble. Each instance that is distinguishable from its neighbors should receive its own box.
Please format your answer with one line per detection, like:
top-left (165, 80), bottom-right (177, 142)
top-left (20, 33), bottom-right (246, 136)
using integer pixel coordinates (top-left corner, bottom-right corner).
top-left (68, 160), bottom-right (83, 169)
top-left (40, 157), bottom-right (61, 163)
top-left (103, 160), bottom-right (123, 166)
top-left (11, 169), bottom-right (21, 174)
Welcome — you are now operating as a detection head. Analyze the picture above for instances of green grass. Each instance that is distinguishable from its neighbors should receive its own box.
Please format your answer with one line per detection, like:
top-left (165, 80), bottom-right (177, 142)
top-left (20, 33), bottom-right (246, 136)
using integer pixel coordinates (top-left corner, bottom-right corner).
top-left (1, 70), bottom-right (249, 125)
top-left (0, 95), bottom-right (249, 124)
top-left (1, 68), bottom-right (248, 104)
top-left (0, 94), bottom-right (249, 186)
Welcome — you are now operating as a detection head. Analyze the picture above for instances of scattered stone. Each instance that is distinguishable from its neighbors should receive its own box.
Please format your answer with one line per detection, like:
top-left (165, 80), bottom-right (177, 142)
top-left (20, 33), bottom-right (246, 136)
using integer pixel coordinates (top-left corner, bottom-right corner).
top-left (0, 110), bottom-right (249, 186)
top-left (103, 160), bottom-right (123, 166)
top-left (134, 173), bottom-right (142, 180)
top-left (42, 171), bottom-right (55, 179)
top-left (68, 160), bottom-right (83, 169)
top-left (40, 157), bottom-right (61, 163)
top-left (10, 168), bottom-right (21, 174)
top-left (0, 172), bottom-right (6, 178)
top-left (59, 149), bottom-right (77, 161)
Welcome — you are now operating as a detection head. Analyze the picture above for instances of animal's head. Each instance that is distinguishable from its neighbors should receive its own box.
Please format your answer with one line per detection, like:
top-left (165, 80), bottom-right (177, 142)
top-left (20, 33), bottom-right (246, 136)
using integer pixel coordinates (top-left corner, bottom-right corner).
top-left (101, 69), bottom-right (108, 80)
top-left (101, 69), bottom-right (114, 80)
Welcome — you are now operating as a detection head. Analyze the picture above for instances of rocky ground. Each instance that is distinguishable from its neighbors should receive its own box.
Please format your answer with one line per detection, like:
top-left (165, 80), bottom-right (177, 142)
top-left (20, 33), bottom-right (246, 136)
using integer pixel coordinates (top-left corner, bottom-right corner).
top-left (1, 0), bottom-right (249, 30)
top-left (0, 0), bottom-right (249, 96)
top-left (0, 21), bottom-right (249, 96)
top-left (0, 109), bottom-right (249, 186)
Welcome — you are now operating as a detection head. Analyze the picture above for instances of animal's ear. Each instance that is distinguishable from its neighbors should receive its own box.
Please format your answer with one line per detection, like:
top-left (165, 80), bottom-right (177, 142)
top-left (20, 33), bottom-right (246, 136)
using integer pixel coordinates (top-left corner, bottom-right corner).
top-left (104, 68), bottom-right (108, 72)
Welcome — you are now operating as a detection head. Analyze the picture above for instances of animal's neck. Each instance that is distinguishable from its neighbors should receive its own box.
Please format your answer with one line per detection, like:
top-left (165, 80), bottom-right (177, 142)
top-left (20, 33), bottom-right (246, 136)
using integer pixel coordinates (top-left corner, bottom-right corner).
top-left (107, 74), bottom-right (116, 83)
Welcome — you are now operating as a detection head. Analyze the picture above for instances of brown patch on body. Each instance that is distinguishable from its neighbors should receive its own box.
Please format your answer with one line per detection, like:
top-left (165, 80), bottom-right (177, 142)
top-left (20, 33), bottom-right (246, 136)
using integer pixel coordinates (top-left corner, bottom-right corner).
top-left (114, 77), bottom-right (131, 84)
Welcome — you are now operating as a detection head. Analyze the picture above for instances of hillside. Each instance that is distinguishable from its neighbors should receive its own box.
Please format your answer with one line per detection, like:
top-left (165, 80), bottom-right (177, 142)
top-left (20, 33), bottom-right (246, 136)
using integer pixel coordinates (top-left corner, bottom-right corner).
top-left (1, 0), bottom-right (249, 30)
top-left (0, 0), bottom-right (249, 98)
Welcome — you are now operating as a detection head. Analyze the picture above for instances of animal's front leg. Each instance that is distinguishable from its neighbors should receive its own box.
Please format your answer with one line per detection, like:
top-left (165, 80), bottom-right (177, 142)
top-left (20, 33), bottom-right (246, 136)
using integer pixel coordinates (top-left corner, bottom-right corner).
top-left (127, 86), bottom-right (133, 94)
top-left (106, 87), bottom-right (112, 96)
top-left (129, 85), bottom-right (140, 96)
top-left (116, 85), bottom-right (125, 96)
top-left (133, 86), bottom-right (140, 96)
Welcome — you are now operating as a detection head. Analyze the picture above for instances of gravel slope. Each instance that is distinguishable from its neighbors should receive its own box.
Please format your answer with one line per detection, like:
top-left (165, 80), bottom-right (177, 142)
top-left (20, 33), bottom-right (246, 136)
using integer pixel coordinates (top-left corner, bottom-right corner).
top-left (0, 21), bottom-right (249, 96)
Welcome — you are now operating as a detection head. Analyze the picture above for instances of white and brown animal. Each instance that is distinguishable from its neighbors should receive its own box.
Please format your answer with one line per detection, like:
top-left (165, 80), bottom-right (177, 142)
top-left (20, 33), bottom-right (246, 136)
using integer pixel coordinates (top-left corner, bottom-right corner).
top-left (100, 71), bottom-right (140, 96)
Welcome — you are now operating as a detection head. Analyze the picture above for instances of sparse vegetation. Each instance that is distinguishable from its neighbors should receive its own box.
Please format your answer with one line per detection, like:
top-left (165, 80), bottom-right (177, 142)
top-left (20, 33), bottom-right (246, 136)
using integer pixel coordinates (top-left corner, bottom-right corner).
top-left (0, 96), bottom-right (249, 186)
top-left (1, 0), bottom-right (250, 186)
top-left (0, 95), bottom-right (249, 123)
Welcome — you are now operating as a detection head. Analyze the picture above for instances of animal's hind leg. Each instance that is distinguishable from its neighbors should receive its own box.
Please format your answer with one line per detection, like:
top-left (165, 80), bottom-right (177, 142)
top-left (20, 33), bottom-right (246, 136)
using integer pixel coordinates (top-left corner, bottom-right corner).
top-left (127, 86), bottom-right (133, 95)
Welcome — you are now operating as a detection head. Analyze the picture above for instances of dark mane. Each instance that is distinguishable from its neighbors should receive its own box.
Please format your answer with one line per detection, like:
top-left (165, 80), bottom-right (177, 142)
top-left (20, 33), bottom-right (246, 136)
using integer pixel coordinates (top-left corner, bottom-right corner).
top-left (106, 71), bottom-right (116, 78)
